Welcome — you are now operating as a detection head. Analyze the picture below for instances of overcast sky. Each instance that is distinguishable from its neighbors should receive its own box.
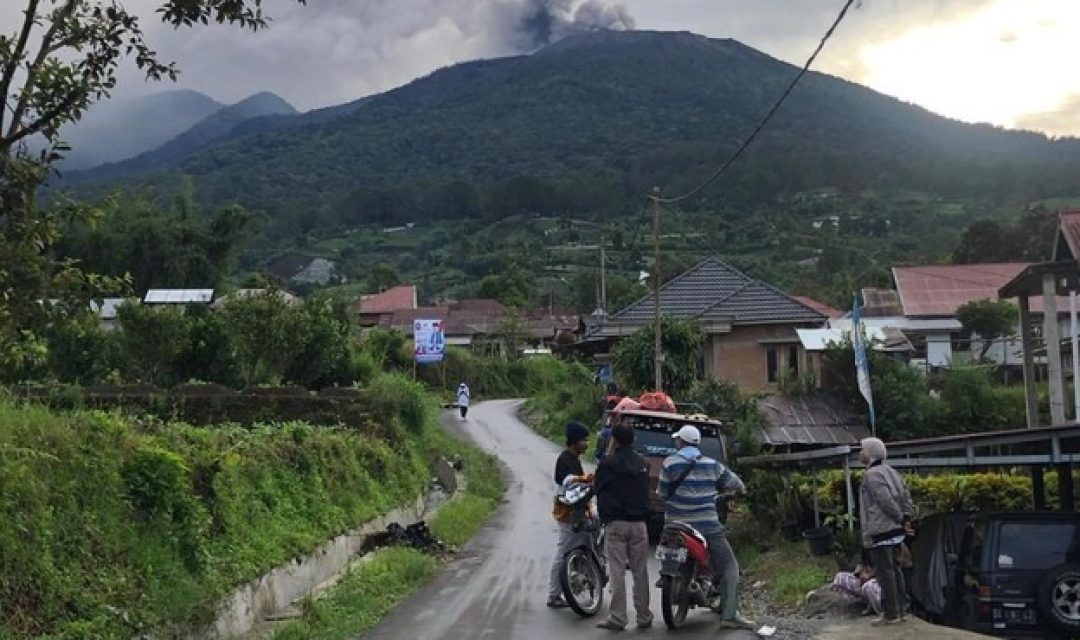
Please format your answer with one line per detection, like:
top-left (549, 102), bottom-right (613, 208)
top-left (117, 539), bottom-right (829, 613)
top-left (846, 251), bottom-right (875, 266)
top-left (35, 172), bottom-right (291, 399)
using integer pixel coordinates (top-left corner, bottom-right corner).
top-left (5, 0), bottom-right (1080, 135)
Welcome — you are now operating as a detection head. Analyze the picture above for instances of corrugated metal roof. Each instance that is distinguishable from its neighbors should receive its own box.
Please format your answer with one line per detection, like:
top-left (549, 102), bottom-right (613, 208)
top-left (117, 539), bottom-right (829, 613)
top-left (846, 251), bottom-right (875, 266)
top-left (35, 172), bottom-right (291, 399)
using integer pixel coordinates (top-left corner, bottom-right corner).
top-left (612, 259), bottom-right (825, 326)
top-left (755, 394), bottom-right (870, 446)
top-left (860, 287), bottom-right (904, 317)
top-left (893, 263), bottom-right (1067, 316)
top-left (144, 289), bottom-right (214, 304)
top-left (1055, 209), bottom-right (1080, 262)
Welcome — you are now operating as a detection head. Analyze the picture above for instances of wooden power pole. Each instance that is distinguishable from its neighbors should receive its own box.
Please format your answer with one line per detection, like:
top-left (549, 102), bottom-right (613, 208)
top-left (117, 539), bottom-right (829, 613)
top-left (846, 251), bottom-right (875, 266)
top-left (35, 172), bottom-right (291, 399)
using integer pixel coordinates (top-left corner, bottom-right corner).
top-left (651, 187), bottom-right (663, 392)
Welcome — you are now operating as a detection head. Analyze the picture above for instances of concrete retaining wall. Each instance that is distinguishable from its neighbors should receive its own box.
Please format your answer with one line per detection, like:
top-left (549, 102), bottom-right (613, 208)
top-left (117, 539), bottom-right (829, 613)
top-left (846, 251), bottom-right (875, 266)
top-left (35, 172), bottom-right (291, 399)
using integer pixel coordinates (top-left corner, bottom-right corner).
top-left (187, 491), bottom-right (436, 639)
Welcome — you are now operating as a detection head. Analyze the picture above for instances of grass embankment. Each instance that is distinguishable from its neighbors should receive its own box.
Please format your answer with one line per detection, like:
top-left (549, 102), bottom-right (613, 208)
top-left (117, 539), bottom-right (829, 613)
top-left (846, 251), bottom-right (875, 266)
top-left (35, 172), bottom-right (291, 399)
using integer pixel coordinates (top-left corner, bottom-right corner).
top-left (268, 395), bottom-right (504, 640)
top-left (518, 357), bottom-right (600, 443)
top-left (0, 373), bottom-right (502, 640)
top-left (729, 515), bottom-right (835, 612)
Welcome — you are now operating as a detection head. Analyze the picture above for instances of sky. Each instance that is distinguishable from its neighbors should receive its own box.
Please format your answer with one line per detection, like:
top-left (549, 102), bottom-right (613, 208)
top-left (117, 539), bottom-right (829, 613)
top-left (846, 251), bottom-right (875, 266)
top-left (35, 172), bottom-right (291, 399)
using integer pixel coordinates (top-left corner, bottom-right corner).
top-left (4, 0), bottom-right (1080, 136)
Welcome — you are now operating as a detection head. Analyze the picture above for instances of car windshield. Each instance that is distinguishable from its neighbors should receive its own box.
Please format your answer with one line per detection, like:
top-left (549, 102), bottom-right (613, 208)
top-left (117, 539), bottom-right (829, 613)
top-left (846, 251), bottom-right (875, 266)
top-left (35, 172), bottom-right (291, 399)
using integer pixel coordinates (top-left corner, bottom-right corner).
top-left (997, 522), bottom-right (1077, 570)
top-left (632, 429), bottom-right (724, 461)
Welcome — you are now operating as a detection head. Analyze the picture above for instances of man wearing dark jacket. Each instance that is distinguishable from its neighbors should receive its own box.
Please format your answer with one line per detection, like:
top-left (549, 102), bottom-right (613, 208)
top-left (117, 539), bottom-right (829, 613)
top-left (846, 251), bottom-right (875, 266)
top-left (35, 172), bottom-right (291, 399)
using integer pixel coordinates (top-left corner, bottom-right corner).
top-left (594, 424), bottom-right (653, 631)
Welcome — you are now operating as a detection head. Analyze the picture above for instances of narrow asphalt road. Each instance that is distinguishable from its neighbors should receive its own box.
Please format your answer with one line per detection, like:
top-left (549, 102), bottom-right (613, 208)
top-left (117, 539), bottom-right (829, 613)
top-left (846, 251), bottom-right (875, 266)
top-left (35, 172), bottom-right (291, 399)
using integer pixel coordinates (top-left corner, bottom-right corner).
top-left (362, 399), bottom-right (761, 640)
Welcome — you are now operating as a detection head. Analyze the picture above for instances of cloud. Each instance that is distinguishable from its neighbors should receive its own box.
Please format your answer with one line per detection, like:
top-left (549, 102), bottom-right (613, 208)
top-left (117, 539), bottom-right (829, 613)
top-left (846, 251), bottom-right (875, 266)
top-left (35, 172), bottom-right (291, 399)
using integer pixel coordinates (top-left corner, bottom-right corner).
top-left (1016, 94), bottom-right (1080, 138)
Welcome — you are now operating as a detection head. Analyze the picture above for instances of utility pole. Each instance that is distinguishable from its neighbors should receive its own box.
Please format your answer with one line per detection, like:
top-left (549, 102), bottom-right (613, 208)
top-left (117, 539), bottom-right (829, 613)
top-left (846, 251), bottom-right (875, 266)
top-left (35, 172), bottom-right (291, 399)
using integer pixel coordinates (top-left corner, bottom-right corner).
top-left (652, 187), bottom-right (663, 392)
top-left (600, 242), bottom-right (607, 314)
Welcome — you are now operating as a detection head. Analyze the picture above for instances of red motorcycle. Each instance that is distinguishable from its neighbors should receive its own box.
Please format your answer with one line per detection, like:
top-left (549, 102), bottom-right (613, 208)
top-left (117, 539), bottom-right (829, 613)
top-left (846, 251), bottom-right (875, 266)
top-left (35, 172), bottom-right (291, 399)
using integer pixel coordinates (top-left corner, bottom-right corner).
top-left (655, 521), bottom-right (723, 629)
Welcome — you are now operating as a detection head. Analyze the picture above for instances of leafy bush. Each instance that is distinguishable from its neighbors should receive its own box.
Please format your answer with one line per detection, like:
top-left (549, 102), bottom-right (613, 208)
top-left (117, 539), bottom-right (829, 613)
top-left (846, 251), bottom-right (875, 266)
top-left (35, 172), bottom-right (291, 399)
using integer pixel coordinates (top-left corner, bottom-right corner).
top-left (612, 317), bottom-right (705, 397)
top-left (0, 400), bottom-right (436, 638)
top-left (363, 373), bottom-right (432, 435)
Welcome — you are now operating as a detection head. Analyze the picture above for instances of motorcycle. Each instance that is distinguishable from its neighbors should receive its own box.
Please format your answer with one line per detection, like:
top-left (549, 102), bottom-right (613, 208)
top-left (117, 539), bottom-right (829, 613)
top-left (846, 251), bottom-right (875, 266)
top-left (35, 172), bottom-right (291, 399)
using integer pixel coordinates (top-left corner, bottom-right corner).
top-left (655, 520), bottom-right (721, 629)
top-left (558, 479), bottom-right (608, 617)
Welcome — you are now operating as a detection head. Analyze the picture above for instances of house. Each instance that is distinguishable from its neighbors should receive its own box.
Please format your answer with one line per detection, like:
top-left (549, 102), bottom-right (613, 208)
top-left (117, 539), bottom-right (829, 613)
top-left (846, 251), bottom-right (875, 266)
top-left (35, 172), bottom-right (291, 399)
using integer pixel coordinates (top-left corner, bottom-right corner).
top-left (586, 258), bottom-right (828, 392)
top-left (143, 289), bottom-right (214, 305)
top-left (835, 264), bottom-right (1069, 369)
top-left (266, 254), bottom-right (340, 287)
top-left (357, 284), bottom-right (418, 327)
top-left (90, 297), bottom-right (128, 330)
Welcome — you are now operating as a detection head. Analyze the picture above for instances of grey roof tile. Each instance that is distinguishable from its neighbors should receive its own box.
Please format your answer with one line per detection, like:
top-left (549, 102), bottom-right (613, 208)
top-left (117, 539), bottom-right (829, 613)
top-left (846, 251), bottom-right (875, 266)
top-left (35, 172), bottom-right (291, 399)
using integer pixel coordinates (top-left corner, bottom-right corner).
top-left (613, 259), bottom-right (825, 325)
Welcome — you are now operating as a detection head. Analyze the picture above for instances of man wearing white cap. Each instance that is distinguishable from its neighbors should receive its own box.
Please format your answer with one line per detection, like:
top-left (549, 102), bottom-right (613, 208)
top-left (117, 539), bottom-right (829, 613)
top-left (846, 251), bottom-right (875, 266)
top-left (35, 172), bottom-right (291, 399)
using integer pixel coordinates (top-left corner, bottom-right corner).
top-left (658, 425), bottom-right (753, 630)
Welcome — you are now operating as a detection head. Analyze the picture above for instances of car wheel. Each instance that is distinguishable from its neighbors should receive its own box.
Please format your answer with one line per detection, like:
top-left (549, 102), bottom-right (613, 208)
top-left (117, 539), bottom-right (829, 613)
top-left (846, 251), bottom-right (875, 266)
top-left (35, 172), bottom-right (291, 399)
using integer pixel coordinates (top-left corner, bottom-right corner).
top-left (1037, 563), bottom-right (1080, 633)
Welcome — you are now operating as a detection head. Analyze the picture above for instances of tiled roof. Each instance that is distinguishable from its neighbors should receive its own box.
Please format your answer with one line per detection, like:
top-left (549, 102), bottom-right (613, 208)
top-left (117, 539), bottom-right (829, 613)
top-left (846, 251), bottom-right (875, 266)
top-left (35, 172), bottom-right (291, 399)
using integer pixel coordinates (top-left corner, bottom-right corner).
top-left (892, 263), bottom-right (1066, 316)
top-left (359, 285), bottom-right (417, 314)
top-left (792, 295), bottom-right (843, 319)
top-left (612, 258), bottom-right (825, 325)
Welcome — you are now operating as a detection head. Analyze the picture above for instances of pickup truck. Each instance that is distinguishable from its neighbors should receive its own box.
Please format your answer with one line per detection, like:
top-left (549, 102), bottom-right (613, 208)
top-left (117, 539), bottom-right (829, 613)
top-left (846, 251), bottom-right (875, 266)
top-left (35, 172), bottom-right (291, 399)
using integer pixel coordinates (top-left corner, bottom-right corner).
top-left (910, 511), bottom-right (1080, 637)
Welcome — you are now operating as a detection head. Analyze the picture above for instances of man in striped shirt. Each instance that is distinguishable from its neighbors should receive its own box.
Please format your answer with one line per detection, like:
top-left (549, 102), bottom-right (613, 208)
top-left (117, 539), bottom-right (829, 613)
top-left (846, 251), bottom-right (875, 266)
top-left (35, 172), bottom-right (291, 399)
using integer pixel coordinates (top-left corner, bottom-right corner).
top-left (657, 425), bottom-right (754, 630)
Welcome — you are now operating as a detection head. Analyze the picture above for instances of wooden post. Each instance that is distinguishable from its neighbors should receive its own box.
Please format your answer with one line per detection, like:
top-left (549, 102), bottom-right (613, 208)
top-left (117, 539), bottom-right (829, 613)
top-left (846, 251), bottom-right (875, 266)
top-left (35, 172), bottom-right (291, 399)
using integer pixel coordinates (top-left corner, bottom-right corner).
top-left (1019, 295), bottom-right (1039, 428)
top-left (1045, 273), bottom-right (1067, 425)
top-left (843, 454), bottom-right (855, 532)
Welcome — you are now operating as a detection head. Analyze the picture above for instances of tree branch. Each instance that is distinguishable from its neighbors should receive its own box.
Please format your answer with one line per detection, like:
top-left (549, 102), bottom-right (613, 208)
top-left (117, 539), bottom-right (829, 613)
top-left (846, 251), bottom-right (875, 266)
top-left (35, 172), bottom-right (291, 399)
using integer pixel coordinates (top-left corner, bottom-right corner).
top-left (6, 0), bottom-right (78, 140)
top-left (0, 0), bottom-right (42, 136)
top-left (1, 90), bottom-right (82, 149)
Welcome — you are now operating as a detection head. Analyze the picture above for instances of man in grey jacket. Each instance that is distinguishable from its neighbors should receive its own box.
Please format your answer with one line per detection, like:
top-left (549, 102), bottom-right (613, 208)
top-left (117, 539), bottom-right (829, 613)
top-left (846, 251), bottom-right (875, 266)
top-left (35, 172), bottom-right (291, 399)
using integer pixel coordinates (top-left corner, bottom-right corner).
top-left (858, 437), bottom-right (914, 626)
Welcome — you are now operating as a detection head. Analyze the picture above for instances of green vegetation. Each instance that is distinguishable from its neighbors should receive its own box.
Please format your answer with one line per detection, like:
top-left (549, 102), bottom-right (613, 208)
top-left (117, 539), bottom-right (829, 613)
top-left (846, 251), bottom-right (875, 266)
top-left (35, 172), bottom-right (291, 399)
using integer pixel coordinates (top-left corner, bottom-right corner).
top-left (612, 317), bottom-right (705, 397)
top-left (268, 547), bottom-right (437, 640)
top-left (822, 342), bottom-right (1029, 440)
top-left (519, 357), bottom-right (601, 443)
top-left (730, 518), bottom-right (833, 611)
top-left (956, 298), bottom-right (1019, 361)
top-left (0, 368), bottom-right (501, 639)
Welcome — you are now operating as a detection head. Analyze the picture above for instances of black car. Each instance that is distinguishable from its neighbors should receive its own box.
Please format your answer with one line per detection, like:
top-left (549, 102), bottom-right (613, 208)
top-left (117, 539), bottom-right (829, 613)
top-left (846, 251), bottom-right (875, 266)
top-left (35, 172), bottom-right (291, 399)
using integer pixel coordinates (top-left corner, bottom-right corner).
top-left (910, 511), bottom-right (1080, 637)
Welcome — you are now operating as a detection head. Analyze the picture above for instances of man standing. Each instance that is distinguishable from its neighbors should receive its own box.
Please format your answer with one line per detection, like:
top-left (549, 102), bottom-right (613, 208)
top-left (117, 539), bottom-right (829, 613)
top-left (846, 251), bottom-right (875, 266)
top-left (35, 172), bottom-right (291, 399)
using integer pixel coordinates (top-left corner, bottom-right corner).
top-left (547, 421), bottom-right (590, 608)
top-left (658, 425), bottom-right (754, 630)
top-left (858, 437), bottom-right (915, 626)
top-left (594, 424), bottom-right (652, 631)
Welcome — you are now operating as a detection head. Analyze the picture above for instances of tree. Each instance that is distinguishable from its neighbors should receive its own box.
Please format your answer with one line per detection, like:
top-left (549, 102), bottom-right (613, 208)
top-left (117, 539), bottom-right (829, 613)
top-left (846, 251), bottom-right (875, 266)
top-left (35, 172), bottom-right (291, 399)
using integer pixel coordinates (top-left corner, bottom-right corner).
top-left (957, 299), bottom-right (1019, 362)
top-left (0, 0), bottom-right (300, 380)
top-left (284, 296), bottom-right (354, 388)
top-left (365, 263), bottom-right (401, 293)
top-left (221, 291), bottom-right (310, 386)
top-left (115, 301), bottom-right (189, 387)
top-left (612, 317), bottom-right (705, 398)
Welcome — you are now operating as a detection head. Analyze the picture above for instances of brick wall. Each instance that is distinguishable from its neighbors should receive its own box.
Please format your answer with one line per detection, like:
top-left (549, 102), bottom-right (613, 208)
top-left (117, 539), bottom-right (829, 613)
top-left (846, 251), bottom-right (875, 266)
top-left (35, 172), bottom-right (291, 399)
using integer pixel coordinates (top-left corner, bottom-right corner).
top-left (705, 324), bottom-right (805, 392)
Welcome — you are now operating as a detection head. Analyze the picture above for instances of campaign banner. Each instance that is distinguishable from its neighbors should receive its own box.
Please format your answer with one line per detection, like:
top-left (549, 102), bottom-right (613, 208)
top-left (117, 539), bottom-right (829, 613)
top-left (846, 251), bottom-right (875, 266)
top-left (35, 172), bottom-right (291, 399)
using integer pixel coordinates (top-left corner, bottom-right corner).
top-left (413, 318), bottom-right (445, 364)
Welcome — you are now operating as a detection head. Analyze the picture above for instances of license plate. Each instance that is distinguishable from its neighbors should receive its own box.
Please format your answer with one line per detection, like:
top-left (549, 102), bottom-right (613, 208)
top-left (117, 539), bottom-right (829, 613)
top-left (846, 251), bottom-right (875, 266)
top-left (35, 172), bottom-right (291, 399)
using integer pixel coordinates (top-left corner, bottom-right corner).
top-left (655, 546), bottom-right (687, 563)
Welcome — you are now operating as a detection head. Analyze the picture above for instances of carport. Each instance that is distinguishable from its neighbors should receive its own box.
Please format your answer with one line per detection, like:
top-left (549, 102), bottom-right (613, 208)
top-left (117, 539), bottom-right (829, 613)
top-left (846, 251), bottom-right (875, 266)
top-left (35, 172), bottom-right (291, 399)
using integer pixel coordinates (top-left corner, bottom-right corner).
top-left (740, 422), bottom-right (1080, 530)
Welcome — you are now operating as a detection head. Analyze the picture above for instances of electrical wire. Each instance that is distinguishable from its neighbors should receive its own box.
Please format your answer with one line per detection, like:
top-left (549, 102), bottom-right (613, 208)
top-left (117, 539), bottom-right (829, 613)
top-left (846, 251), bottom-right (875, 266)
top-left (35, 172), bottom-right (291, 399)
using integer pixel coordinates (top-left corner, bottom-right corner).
top-left (653, 0), bottom-right (859, 205)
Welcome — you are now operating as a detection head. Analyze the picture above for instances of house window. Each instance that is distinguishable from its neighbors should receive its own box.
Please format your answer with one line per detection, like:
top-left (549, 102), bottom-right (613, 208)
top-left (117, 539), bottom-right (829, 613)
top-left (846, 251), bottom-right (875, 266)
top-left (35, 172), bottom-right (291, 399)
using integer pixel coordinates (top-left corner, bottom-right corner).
top-left (788, 345), bottom-right (799, 377)
top-left (767, 347), bottom-right (779, 383)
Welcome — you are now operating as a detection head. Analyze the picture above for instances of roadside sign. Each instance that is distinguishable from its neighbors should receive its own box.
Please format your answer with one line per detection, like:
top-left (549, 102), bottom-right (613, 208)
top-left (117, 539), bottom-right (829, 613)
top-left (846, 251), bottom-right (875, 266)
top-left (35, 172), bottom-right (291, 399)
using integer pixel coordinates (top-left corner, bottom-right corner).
top-left (413, 319), bottom-right (445, 364)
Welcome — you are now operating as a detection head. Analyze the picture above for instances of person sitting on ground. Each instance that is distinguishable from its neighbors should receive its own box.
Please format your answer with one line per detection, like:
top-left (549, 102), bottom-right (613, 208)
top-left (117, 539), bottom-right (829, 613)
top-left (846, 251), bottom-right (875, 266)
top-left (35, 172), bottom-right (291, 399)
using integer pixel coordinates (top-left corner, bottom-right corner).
top-left (832, 565), bottom-right (882, 615)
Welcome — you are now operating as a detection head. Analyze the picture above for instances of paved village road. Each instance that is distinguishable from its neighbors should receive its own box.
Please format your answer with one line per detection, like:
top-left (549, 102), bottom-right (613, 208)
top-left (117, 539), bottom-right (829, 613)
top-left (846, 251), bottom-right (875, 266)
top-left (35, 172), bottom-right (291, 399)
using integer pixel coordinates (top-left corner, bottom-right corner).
top-left (361, 399), bottom-right (761, 640)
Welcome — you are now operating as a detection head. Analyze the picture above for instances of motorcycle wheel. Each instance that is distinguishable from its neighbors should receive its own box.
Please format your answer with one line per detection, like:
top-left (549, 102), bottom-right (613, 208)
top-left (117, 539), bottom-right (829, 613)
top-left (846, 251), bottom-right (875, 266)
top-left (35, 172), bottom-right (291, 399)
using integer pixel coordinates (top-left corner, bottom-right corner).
top-left (560, 548), bottom-right (604, 617)
top-left (661, 573), bottom-right (692, 629)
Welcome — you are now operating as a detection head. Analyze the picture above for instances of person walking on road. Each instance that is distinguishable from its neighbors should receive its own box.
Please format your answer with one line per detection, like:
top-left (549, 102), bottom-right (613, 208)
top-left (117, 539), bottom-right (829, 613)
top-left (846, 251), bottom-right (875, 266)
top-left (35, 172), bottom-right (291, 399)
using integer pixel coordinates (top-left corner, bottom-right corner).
top-left (658, 425), bottom-right (754, 630)
top-left (858, 437), bottom-right (915, 626)
top-left (547, 421), bottom-right (590, 609)
top-left (594, 423), bottom-right (653, 631)
top-left (456, 382), bottom-right (471, 420)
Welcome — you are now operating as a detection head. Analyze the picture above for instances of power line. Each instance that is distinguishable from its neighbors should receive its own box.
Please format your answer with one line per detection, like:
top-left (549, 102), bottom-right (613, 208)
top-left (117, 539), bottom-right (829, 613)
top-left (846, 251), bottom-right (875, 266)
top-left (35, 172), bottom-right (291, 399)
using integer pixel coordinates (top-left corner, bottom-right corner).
top-left (654, 0), bottom-right (859, 205)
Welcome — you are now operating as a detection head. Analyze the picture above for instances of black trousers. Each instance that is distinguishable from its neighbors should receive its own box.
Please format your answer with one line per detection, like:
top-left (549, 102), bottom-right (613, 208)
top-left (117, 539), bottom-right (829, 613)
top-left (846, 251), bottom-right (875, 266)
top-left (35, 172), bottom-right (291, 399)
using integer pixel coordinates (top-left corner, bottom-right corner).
top-left (459, 405), bottom-right (468, 418)
top-left (868, 544), bottom-right (906, 620)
